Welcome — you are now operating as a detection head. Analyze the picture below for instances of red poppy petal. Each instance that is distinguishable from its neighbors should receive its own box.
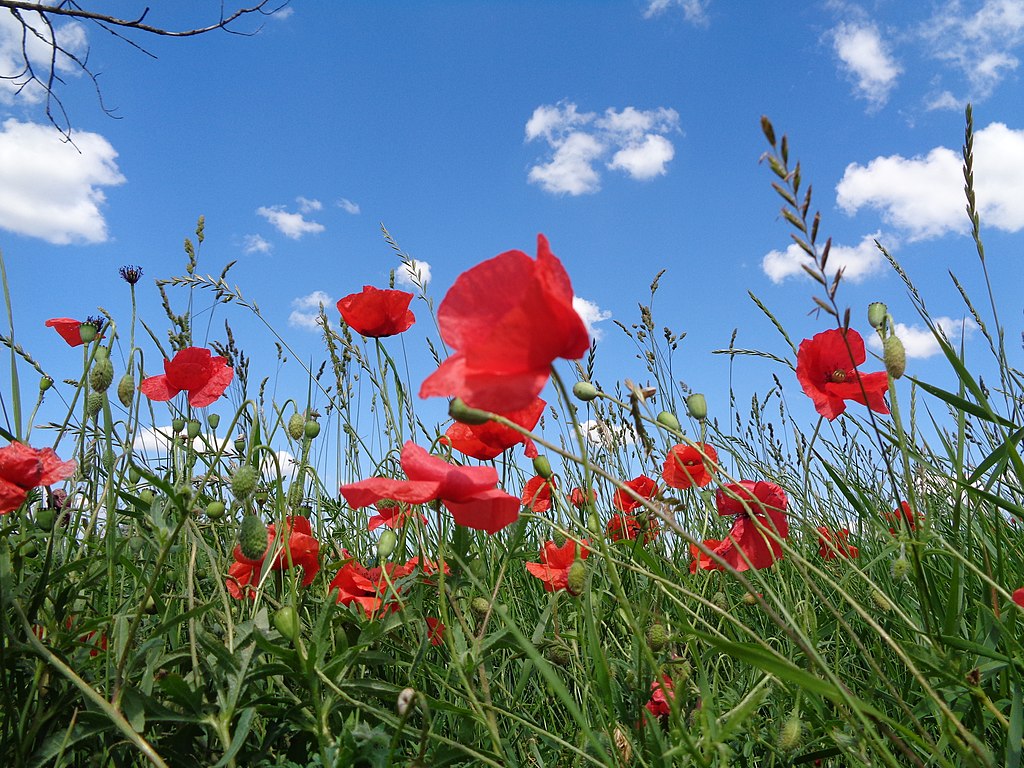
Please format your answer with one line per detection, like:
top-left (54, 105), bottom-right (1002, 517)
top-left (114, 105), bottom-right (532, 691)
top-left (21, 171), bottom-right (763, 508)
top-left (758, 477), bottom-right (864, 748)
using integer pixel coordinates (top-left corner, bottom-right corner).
top-left (340, 477), bottom-right (440, 508)
top-left (400, 442), bottom-right (498, 500)
top-left (45, 318), bottom-right (85, 347)
top-left (443, 488), bottom-right (520, 534)
top-left (188, 357), bottom-right (234, 407)
top-left (139, 374), bottom-right (179, 402)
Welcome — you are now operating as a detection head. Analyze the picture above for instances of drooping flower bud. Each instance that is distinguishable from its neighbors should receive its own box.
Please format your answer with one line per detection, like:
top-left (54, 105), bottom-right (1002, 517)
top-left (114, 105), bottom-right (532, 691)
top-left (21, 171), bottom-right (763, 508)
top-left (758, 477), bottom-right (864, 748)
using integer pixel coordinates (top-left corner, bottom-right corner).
top-left (231, 465), bottom-right (259, 502)
top-left (287, 412), bottom-right (305, 440)
top-left (238, 514), bottom-right (268, 560)
top-left (868, 302), bottom-right (888, 329)
top-left (545, 642), bottom-right (572, 666)
top-left (883, 335), bottom-right (906, 379)
top-left (470, 597), bottom-right (491, 617)
top-left (566, 559), bottom-right (587, 596)
top-left (117, 372), bottom-right (135, 407)
top-left (273, 605), bottom-right (300, 643)
top-left (686, 393), bottom-right (708, 421)
top-left (656, 410), bottom-right (680, 431)
top-left (777, 715), bottom-right (803, 751)
top-left (532, 455), bottom-right (553, 479)
top-left (572, 381), bottom-right (598, 402)
top-left (90, 356), bottom-right (114, 393)
top-left (85, 391), bottom-right (104, 419)
top-left (377, 530), bottom-right (398, 558)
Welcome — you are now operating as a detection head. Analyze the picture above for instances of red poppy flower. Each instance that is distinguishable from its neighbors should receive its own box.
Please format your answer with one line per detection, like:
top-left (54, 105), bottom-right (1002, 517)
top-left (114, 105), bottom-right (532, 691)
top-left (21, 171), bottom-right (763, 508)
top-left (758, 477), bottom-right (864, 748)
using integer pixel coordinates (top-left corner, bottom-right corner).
top-left (329, 557), bottom-right (415, 618)
top-left (419, 234), bottom-right (590, 413)
top-left (521, 475), bottom-right (556, 513)
top-left (689, 539), bottom-right (722, 574)
top-left (525, 538), bottom-right (590, 592)
top-left (339, 441), bottom-right (520, 534)
top-left (336, 285), bottom-right (415, 338)
top-left (45, 317), bottom-right (87, 347)
top-left (442, 397), bottom-right (545, 460)
top-left (796, 328), bottom-right (889, 420)
top-left (1013, 588), bottom-right (1024, 608)
top-left (568, 487), bottom-right (596, 508)
top-left (426, 617), bottom-right (445, 646)
top-left (817, 526), bottom-right (859, 559)
top-left (884, 501), bottom-right (921, 534)
top-left (366, 499), bottom-right (426, 532)
top-left (607, 513), bottom-right (660, 544)
top-left (140, 346), bottom-right (234, 408)
top-left (645, 675), bottom-right (674, 719)
top-left (692, 481), bottom-right (789, 572)
top-left (662, 443), bottom-right (718, 490)
top-left (613, 475), bottom-right (658, 514)
top-left (715, 481), bottom-right (788, 518)
top-left (226, 516), bottom-right (321, 599)
top-left (0, 442), bottom-right (76, 515)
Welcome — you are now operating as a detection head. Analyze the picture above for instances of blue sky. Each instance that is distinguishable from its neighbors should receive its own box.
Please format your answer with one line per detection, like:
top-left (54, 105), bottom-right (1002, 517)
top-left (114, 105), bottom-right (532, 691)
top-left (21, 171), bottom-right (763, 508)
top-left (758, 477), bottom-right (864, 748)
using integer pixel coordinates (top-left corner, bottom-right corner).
top-left (1, 1), bottom-right (1022, 468)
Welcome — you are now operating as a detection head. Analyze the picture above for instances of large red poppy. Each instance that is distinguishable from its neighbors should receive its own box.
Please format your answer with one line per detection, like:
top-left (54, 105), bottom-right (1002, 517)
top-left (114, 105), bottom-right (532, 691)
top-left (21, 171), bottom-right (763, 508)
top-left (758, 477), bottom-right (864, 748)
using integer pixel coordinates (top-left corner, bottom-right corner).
top-left (692, 481), bottom-right (789, 572)
top-left (140, 346), bottom-right (234, 408)
top-left (226, 516), bottom-right (321, 599)
top-left (339, 441), bottom-right (520, 533)
top-left (419, 234), bottom-right (590, 412)
top-left (662, 443), bottom-right (718, 490)
top-left (521, 475), bottom-right (556, 513)
top-left (525, 538), bottom-right (589, 592)
top-left (613, 475), bottom-right (658, 513)
top-left (45, 318), bottom-right (87, 347)
top-left (0, 442), bottom-right (76, 515)
top-left (336, 285), bottom-right (415, 338)
top-left (796, 328), bottom-right (889, 420)
top-left (443, 397), bottom-right (545, 460)
top-left (817, 526), bottom-right (859, 559)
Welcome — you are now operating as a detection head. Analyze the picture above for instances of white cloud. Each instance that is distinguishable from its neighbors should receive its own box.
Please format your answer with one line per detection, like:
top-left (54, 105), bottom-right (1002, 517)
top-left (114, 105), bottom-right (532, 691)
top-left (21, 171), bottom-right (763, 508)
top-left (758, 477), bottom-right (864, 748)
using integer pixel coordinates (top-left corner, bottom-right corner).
top-left (578, 418), bottom-right (637, 448)
top-left (921, 0), bottom-right (1024, 100)
top-left (396, 259), bottom-right (431, 289)
top-left (261, 449), bottom-right (298, 478)
top-left (925, 89), bottom-right (963, 111)
top-left (867, 316), bottom-right (979, 358)
top-left (288, 290), bottom-right (332, 331)
top-left (0, 10), bottom-right (87, 104)
top-left (0, 119), bottom-right (125, 244)
top-left (256, 204), bottom-right (325, 239)
top-left (271, 6), bottom-right (295, 20)
top-left (836, 122), bottom-right (1024, 240)
top-left (337, 198), bottom-right (361, 214)
top-left (296, 196), bottom-right (322, 213)
top-left (133, 425), bottom-right (232, 454)
top-left (762, 232), bottom-right (886, 284)
top-left (832, 22), bottom-right (901, 108)
top-left (242, 234), bottom-right (272, 255)
top-left (525, 102), bottom-right (680, 195)
top-left (573, 296), bottom-right (612, 341)
top-left (642, 0), bottom-right (710, 25)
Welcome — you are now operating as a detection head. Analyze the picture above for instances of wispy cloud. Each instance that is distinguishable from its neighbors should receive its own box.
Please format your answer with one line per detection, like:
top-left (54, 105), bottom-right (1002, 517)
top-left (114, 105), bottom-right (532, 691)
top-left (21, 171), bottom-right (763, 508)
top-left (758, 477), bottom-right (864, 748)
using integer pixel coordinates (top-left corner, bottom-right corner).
top-left (0, 119), bottom-right (125, 244)
top-left (337, 198), bottom-right (361, 215)
top-left (256, 204), bottom-right (325, 239)
top-left (578, 418), bottom-right (637, 448)
top-left (241, 233), bottom-right (272, 255)
top-left (288, 290), bottom-right (332, 330)
top-left (832, 22), bottom-right (901, 108)
top-left (525, 102), bottom-right (680, 195)
top-left (296, 196), bottom-right (322, 213)
top-left (642, 0), bottom-right (710, 25)
top-left (396, 259), bottom-right (431, 290)
top-left (573, 296), bottom-right (612, 341)
top-left (0, 11), bottom-right (87, 104)
top-left (762, 232), bottom-right (886, 284)
top-left (867, 316), bottom-right (979, 358)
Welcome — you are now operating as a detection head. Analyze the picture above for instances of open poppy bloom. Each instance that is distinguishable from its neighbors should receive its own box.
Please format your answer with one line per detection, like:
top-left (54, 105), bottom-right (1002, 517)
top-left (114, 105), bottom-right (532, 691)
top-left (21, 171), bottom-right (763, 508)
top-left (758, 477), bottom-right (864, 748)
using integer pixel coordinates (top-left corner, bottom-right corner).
top-left (613, 475), bottom-right (658, 514)
top-left (367, 499), bottom-right (426, 532)
top-left (329, 556), bottom-right (415, 618)
top-left (521, 475), bottom-right (555, 513)
top-left (662, 443), bottom-right (718, 489)
top-left (525, 538), bottom-right (589, 592)
top-left (140, 346), bottom-right (234, 408)
top-left (425, 617), bottom-right (445, 646)
top-left (226, 516), bottom-right (320, 599)
top-left (885, 501), bottom-right (920, 534)
top-left (442, 397), bottom-right (545, 460)
top-left (796, 327), bottom-right (889, 420)
top-left (606, 512), bottom-right (660, 544)
top-left (336, 285), bottom-right (415, 338)
top-left (0, 442), bottom-right (76, 515)
top-left (692, 481), bottom-right (789, 572)
top-left (340, 441), bottom-right (520, 534)
top-left (645, 675), bottom-right (675, 719)
top-left (817, 526), bottom-right (859, 559)
top-left (568, 487), bottom-right (596, 508)
top-left (419, 234), bottom-right (590, 412)
top-left (45, 318), bottom-right (89, 347)
top-left (1013, 588), bottom-right (1024, 608)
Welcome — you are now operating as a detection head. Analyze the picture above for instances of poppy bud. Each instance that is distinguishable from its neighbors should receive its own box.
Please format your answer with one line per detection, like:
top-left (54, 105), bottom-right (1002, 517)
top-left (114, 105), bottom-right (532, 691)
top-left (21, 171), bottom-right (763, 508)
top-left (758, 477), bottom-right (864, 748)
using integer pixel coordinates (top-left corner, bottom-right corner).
top-left (205, 500), bottom-right (225, 520)
top-left (470, 597), bottom-right (491, 617)
top-left (686, 393), bottom-right (708, 421)
top-left (778, 715), bottom-right (803, 751)
top-left (572, 381), bottom-right (598, 402)
top-left (871, 589), bottom-right (893, 613)
top-left (712, 591), bottom-right (728, 610)
top-left (545, 642), bottom-right (572, 666)
top-left (171, 417), bottom-right (186, 433)
top-left (566, 559), bottom-right (586, 596)
top-left (377, 530), bottom-right (398, 558)
top-left (186, 419), bottom-right (202, 439)
top-left (137, 489), bottom-right (155, 508)
top-left (128, 465), bottom-right (142, 484)
top-left (231, 465), bottom-right (259, 502)
top-left (646, 622), bottom-right (670, 652)
top-left (891, 556), bottom-right (911, 580)
top-left (532, 455), bottom-right (553, 479)
top-left (128, 535), bottom-right (146, 553)
top-left (449, 397), bottom-right (490, 425)
top-left (40, 376), bottom-right (53, 392)
top-left (656, 410), bottom-right (680, 431)
top-left (868, 302), bottom-right (888, 329)
top-left (742, 592), bottom-right (759, 606)
top-left (303, 419), bottom-right (320, 439)
top-left (234, 434), bottom-right (246, 454)
top-left (207, 413), bottom-right (220, 429)
top-left (85, 391), bottom-right (104, 419)
top-left (35, 509), bottom-right (56, 531)
top-left (273, 605), bottom-right (300, 643)
top-left (883, 335), bottom-right (906, 379)
top-left (117, 372), bottom-right (135, 408)
top-left (287, 413), bottom-right (305, 440)
top-left (238, 514), bottom-right (268, 560)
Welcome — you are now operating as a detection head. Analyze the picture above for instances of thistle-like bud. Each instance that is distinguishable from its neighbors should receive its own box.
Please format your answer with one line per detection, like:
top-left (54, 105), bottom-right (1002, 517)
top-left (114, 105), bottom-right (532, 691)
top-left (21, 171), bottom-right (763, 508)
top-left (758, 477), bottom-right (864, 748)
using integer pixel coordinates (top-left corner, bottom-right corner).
top-left (85, 391), bottom-right (104, 419)
top-left (566, 559), bottom-right (586, 596)
top-left (545, 642), bottom-right (572, 666)
top-left (686, 393), bottom-right (708, 421)
top-left (117, 372), bottom-right (135, 407)
top-left (238, 514), bottom-right (268, 560)
top-left (572, 381), bottom-right (598, 402)
top-left (868, 302), bottom-right (888, 329)
top-left (231, 465), bottom-right (259, 502)
top-left (90, 356), bottom-right (114, 392)
top-left (287, 413), bottom-right (305, 441)
top-left (778, 715), bottom-right (803, 751)
top-left (449, 397), bottom-right (490, 425)
top-left (646, 622), bottom-right (670, 652)
top-left (656, 410), bottom-right (680, 432)
top-left (891, 556), bottom-right (911, 580)
top-left (532, 455), bottom-right (553, 479)
top-left (883, 335), bottom-right (906, 379)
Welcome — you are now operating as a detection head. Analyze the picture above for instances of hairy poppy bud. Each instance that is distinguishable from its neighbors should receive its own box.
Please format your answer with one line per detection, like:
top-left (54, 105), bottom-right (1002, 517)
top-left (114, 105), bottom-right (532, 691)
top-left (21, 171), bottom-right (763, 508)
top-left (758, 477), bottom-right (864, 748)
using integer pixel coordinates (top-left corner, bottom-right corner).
top-left (891, 556), bottom-right (911, 580)
top-left (686, 393), bottom-right (708, 421)
top-left (377, 530), bottom-right (398, 558)
top-left (572, 381), bottom-right (598, 402)
top-left (273, 605), bottom-right (300, 642)
top-left (287, 413), bottom-right (305, 440)
top-left (470, 597), bottom-right (491, 617)
top-left (186, 419), bottom-right (201, 439)
top-left (449, 397), bottom-right (490, 425)
top-left (883, 335), bottom-right (906, 379)
top-left (205, 500), bottom-right (225, 520)
top-left (778, 716), bottom-right (803, 751)
top-left (238, 514), bottom-right (268, 560)
top-left (868, 302), bottom-right (888, 329)
top-left (656, 410), bottom-right (681, 431)
top-left (231, 465), bottom-right (259, 502)
top-left (117, 372), bottom-right (135, 407)
top-left (646, 622), bottom-right (669, 652)
top-left (566, 559), bottom-right (586, 596)
top-left (90, 357), bottom-right (114, 392)
top-left (532, 455), bottom-right (553, 479)
top-left (871, 589), bottom-right (893, 613)
top-left (545, 642), bottom-right (572, 666)
top-left (85, 391), bottom-right (104, 419)
top-left (304, 419), bottom-right (320, 439)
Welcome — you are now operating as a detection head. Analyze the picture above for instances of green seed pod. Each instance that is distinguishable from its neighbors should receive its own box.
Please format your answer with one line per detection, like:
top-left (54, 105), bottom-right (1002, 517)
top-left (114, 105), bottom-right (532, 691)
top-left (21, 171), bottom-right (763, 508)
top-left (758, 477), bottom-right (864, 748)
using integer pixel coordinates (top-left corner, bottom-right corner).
top-left (273, 605), bottom-right (300, 642)
top-left (78, 322), bottom-right (98, 344)
top-left (117, 372), bottom-right (135, 408)
top-left (39, 376), bottom-right (53, 392)
top-left (171, 417), bottom-right (186, 433)
top-left (186, 419), bottom-right (202, 439)
top-left (231, 465), bottom-right (259, 502)
top-left (287, 412), bottom-right (305, 440)
top-left (128, 465), bottom-right (143, 484)
top-left (85, 391), bottom-right (104, 419)
top-left (868, 301), bottom-right (888, 329)
top-left (686, 393), bottom-right (708, 421)
top-left (138, 489), bottom-right (155, 507)
top-left (470, 597), bottom-right (491, 617)
top-left (205, 500), bottom-right (226, 520)
top-left (377, 530), bottom-right (398, 558)
top-left (656, 410), bottom-right (681, 431)
top-left (646, 622), bottom-right (670, 652)
top-left (778, 716), bottom-right (803, 751)
top-left (207, 413), bottom-right (220, 429)
top-left (572, 381), bottom-right (598, 402)
top-left (234, 435), bottom-right (246, 454)
top-left (532, 455), bottom-right (553, 479)
top-left (883, 335), bottom-right (906, 379)
top-left (303, 419), bottom-right (321, 439)
top-left (566, 559), bottom-right (587, 596)
top-left (449, 397), bottom-right (490, 425)
top-left (238, 514), bottom-right (268, 560)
